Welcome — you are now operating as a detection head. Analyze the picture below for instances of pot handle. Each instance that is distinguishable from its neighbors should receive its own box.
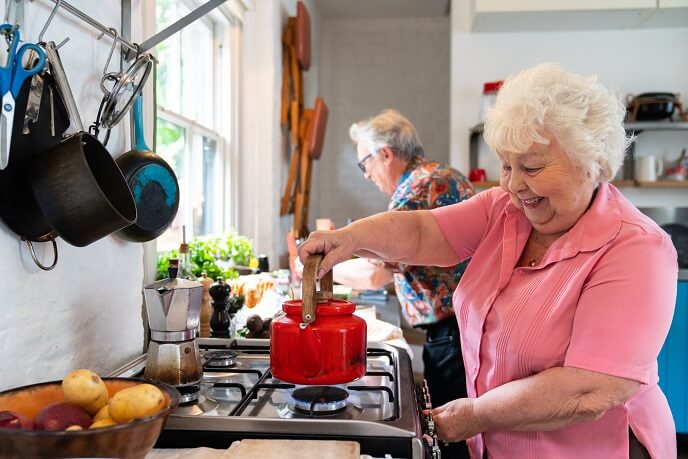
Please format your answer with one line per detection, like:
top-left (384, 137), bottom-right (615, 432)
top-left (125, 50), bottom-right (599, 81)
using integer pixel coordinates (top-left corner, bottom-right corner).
top-left (301, 253), bottom-right (333, 325)
top-left (24, 238), bottom-right (58, 271)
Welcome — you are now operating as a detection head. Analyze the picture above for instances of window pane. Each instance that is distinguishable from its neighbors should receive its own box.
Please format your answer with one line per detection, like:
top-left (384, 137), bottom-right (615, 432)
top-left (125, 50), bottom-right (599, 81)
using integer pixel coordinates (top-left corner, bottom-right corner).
top-left (191, 133), bottom-right (221, 236)
top-left (156, 0), bottom-right (214, 127)
top-left (155, 1), bottom-right (189, 113)
top-left (181, 20), bottom-right (214, 127)
top-left (155, 117), bottom-right (185, 252)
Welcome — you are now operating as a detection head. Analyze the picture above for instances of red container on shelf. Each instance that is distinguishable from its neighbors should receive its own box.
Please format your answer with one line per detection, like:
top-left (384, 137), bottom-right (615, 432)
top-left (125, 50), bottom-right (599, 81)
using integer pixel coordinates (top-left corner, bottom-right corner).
top-left (270, 255), bottom-right (367, 385)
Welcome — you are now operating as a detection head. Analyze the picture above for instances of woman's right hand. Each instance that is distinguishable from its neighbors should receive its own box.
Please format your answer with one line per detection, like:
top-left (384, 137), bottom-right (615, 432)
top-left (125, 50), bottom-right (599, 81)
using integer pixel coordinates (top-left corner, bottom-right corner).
top-left (297, 228), bottom-right (357, 279)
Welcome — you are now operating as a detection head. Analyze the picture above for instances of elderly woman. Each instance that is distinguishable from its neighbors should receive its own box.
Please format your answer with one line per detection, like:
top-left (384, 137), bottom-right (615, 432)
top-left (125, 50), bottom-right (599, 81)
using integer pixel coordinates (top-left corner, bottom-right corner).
top-left (298, 63), bottom-right (678, 458)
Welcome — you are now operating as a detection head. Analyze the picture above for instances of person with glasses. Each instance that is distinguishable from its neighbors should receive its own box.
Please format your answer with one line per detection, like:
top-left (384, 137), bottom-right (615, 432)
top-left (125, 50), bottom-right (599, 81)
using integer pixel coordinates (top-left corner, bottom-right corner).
top-left (298, 65), bottom-right (677, 459)
top-left (337, 108), bottom-right (474, 458)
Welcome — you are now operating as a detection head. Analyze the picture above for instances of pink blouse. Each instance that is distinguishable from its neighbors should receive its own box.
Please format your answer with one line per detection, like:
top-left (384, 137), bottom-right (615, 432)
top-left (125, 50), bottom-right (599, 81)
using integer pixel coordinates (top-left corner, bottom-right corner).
top-left (431, 182), bottom-right (677, 458)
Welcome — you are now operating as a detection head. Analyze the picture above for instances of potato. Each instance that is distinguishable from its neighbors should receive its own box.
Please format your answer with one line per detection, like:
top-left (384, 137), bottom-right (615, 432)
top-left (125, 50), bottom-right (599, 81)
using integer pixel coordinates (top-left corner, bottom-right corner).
top-left (89, 418), bottom-right (117, 429)
top-left (108, 384), bottom-right (166, 423)
top-left (62, 369), bottom-right (109, 415)
top-left (93, 404), bottom-right (110, 422)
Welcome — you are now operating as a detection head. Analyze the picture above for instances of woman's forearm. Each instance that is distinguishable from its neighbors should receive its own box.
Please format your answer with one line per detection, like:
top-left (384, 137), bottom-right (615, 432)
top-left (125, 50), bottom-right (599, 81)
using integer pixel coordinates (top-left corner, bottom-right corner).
top-left (347, 210), bottom-right (457, 266)
top-left (474, 366), bottom-right (640, 432)
top-left (332, 258), bottom-right (393, 290)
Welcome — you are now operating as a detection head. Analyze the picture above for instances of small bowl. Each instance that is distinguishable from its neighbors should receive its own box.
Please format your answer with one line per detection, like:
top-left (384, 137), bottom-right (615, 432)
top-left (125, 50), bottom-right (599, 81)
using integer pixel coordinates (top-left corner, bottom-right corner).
top-left (0, 378), bottom-right (179, 459)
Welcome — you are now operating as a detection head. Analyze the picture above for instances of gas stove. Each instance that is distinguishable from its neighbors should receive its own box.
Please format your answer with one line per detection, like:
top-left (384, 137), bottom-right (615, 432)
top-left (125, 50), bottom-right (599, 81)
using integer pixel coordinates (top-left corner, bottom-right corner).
top-left (109, 337), bottom-right (440, 458)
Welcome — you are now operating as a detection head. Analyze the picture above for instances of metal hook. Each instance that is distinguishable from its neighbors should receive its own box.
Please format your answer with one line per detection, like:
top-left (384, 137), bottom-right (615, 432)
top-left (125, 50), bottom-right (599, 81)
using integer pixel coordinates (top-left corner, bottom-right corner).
top-left (38, 0), bottom-right (62, 43)
top-left (97, 27), bottom-right (119, 75)
top-left (24, 239), bottom-right (59, 271)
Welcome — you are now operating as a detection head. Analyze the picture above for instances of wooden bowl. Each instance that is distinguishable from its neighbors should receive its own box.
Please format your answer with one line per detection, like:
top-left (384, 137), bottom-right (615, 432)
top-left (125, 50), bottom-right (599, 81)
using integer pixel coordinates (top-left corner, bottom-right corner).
top-left (0, 378), bottom-right (179, 459)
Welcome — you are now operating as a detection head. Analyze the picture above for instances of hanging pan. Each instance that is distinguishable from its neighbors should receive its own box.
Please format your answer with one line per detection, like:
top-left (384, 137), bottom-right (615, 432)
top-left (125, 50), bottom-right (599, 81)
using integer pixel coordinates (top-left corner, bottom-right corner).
top-left (115, 94), bottom-right (179, 242)
top-left (26, 41), bottom-right (136, 248)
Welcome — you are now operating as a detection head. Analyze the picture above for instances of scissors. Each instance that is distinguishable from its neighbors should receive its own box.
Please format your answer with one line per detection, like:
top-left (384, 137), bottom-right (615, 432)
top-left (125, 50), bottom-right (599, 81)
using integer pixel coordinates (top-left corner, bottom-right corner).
top-left (0, 25), bottom-right (46, 170)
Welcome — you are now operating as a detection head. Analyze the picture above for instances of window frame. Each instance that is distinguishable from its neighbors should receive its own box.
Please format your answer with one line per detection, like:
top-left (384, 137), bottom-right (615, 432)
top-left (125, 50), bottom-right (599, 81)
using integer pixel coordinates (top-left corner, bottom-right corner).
top-left (142, 0), bottom-right (245, 281)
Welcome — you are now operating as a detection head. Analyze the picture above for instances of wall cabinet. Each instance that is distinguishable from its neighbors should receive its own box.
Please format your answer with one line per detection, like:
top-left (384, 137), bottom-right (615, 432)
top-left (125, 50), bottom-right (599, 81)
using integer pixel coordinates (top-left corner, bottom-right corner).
top-left (658, 277), bottom-right (688, 433)
top-left (471, 0), bottom-right (684, 32)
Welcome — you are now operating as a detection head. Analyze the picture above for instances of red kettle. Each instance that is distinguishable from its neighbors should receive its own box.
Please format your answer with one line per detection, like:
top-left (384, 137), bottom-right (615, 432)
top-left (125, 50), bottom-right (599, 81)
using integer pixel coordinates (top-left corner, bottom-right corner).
top-left (270, 254), bottom-right (367, 385)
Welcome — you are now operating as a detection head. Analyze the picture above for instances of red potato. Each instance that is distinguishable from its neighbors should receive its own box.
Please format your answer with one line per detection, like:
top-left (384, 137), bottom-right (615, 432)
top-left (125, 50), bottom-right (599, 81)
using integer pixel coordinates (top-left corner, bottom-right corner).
top-left (34, 403), bottom-right (92, 431)
top-left (0, 410), bottom-right (33, 430)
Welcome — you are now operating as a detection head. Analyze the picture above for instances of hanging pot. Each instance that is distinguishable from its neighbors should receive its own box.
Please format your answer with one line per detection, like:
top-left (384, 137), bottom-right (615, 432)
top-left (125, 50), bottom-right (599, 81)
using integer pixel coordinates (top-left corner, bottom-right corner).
top-left (270, 254), bottom-right (367, 385)
top-left (115, 95), bottom-right (179, 242)
top-left (26, 41), bottom-right (136, 247)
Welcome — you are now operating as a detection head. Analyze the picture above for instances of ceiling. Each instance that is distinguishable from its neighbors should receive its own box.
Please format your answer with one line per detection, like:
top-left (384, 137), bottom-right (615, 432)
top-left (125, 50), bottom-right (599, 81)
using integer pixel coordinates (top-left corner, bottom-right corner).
top-left (313, 0), bottom-right (450, 19)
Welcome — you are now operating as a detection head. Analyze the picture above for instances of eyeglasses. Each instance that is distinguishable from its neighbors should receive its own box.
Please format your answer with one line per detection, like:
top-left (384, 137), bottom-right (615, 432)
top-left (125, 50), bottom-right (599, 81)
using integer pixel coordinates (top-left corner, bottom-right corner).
top-left (357, 153), bottom-right (374, 173)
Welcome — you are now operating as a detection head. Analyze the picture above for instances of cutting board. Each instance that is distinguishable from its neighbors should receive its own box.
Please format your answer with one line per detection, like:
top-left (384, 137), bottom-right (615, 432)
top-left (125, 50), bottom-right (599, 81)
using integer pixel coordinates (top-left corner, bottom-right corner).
top-left (145, 440), bottom-right (361, 459)
top-left (227, 439), bottom-right (360, 458)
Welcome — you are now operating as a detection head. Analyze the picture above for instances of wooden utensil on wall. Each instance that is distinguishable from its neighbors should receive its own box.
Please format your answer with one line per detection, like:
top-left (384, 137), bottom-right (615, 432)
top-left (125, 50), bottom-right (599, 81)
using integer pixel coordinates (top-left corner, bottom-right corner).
top-left (280, 2), bottom-right (328, 239)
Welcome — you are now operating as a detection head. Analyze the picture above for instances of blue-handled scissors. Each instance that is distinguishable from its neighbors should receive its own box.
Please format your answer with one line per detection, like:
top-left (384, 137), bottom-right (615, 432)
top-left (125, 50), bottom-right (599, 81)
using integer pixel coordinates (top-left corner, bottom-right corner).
top-left (0, 25), bottom-right (47, 170)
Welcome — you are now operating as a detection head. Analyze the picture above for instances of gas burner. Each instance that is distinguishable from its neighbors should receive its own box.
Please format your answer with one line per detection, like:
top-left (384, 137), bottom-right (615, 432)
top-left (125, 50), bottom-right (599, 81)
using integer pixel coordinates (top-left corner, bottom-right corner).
top-left (291, 386), bottom-right (349, 415)
top-left (204, 350), bottom-right (238, 368)
top-left (177, 385), bottom-right (202, 404)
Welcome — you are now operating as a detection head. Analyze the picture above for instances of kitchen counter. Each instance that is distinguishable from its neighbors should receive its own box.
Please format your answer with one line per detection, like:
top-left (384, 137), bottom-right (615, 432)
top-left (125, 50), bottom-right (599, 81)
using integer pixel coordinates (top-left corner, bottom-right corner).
top-left (371, 294), bottom-right (401, 327)
top-left (679, 270), bottom-right (688, 281)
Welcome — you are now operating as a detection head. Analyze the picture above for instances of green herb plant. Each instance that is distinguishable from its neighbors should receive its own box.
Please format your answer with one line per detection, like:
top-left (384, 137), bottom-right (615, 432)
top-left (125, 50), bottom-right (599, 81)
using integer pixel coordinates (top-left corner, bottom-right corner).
top-left (156, 229), bottom-right (256, 280)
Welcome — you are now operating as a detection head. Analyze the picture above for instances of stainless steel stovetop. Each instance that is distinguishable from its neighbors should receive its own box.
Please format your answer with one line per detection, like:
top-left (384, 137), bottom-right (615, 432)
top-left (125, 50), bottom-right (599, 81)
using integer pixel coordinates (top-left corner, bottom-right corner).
top-left (109, 337), bottom-right (440, 458)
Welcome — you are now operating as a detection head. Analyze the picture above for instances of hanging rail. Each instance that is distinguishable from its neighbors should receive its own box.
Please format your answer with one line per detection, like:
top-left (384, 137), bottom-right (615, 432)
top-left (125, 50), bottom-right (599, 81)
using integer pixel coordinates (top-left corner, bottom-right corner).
top-left (46, 0), bottom-right (138, 54)
top-left (44, 0), bottom-right (228, 60)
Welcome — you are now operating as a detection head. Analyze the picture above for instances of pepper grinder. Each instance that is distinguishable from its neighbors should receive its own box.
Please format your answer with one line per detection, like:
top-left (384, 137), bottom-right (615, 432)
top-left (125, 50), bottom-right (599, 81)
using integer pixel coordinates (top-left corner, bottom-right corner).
top-left (210, 276), bottom-right (232, 337)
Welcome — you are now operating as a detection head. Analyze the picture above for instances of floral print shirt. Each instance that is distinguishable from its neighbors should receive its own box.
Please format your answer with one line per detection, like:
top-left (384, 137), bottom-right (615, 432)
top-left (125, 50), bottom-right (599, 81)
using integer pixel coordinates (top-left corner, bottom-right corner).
top-left (386, 156), bottom-right (474, 327)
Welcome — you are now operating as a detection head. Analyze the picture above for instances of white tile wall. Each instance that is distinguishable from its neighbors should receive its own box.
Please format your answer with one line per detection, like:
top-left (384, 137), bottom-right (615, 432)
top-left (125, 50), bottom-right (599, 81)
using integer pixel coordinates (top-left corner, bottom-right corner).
top-left (312, 17), bottom-right (451, 228)
top-left (0, 0), bottom-right (146, 391)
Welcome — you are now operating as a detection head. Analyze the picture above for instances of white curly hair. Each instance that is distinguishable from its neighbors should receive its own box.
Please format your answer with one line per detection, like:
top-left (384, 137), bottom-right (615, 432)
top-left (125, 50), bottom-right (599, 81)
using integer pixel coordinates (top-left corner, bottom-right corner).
top-left (483, 63), bottom-right (633, 182)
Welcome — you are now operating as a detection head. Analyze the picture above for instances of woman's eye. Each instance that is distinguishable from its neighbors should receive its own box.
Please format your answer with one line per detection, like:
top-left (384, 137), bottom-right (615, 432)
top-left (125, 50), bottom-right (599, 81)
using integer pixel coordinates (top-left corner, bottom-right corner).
top-left (524, 167), bottom-right (541, 173)
top-left (501, 165), bottom-right (512, 172)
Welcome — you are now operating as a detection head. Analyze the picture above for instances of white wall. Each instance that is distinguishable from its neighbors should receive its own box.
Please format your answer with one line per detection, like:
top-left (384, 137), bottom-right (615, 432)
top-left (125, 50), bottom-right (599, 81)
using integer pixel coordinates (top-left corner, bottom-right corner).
top-left (312, 17), bottom-right (451, 228)
top-left (450, 1), bottom-right (688, 206)
top-left (240, 0), bottom-right (320, 267)
top-left (0, 0), bottom-right (147, 391)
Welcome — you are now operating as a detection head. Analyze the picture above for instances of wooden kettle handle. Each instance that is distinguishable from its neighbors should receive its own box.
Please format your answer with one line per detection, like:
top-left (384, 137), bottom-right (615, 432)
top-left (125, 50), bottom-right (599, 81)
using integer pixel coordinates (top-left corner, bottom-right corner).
top-left (301, 254), bottom-right (333, 325)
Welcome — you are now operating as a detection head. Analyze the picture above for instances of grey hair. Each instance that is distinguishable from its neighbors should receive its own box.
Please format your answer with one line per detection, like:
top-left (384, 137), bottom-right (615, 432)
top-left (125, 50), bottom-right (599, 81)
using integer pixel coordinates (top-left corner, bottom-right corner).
top-left (483, 63), bottom-right (632, 183)
top-left (349, 109), bottom-right (424, 161)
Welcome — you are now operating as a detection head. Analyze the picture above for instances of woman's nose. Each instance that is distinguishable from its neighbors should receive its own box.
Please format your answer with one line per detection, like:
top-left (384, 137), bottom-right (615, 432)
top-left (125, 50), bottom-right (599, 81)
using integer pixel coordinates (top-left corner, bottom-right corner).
top-left (508, 169), bottom-right (526, 193)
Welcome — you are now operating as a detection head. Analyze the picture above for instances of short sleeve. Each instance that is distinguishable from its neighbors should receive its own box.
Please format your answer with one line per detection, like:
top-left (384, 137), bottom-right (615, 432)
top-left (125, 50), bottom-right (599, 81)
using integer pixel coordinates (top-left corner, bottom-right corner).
top-left (430, 188), bottom-right (503, 263)
top-left (564, 234), bottom-right (677, 384)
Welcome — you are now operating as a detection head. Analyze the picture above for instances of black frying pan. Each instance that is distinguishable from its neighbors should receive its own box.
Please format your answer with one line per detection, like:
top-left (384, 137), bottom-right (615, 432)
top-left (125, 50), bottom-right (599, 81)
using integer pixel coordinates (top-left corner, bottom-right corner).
top-left (115, 95), bottom-right (179, 242)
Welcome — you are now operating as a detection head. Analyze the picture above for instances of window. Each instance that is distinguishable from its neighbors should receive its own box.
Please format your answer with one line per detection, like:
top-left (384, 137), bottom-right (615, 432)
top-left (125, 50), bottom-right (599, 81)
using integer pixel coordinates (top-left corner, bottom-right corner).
top-left (154, 0), bottom-right (239, 252)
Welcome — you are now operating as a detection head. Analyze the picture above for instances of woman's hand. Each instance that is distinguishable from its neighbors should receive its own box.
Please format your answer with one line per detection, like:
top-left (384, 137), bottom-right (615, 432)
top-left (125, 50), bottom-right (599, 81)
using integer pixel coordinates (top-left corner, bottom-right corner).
top-left (297, 228), bottom-right (358, 279)
top-left (430, 398), bottom-right (484, 442)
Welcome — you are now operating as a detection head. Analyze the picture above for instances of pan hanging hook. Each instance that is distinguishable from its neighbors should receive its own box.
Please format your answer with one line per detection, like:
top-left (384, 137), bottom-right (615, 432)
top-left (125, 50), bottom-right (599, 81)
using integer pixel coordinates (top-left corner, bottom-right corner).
top-left (97, 26), bottom-right (119, 75)
top-left (38, 0), bottom-right (62, 43)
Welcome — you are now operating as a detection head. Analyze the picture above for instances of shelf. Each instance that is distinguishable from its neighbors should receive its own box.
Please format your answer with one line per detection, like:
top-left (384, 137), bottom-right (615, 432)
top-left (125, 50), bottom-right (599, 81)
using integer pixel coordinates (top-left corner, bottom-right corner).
top-left (635, 180), bottom-right (688, 188)
top-left (472, 181), bottom-right (499, 187)
top-left (624, 121), bottom-right (688, 131)
top-left (469, 121), bottom-right (688, 181)
top-left (471, 180), bottom-right (687, 189)
top-left (470, 121), bottom-right (688, 135)
top-left (612, 180), bottom-right (636, 187)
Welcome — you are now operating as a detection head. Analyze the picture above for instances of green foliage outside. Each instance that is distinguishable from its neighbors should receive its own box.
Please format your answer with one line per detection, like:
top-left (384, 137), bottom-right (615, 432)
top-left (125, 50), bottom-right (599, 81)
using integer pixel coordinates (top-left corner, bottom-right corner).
top-left (157, 230), bottom-right (256, 280)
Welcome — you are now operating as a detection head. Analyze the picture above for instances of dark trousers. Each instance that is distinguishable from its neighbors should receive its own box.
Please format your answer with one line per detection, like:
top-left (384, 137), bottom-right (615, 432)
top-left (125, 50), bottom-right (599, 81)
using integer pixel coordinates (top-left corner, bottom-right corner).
top-left (421, 316), bottom-right (470, 459)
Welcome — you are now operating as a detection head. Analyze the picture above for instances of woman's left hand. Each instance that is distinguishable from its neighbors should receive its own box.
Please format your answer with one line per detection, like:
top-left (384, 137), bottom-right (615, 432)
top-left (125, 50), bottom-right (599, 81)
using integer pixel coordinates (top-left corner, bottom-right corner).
top-left (430, 398), bottom-right (484, 442)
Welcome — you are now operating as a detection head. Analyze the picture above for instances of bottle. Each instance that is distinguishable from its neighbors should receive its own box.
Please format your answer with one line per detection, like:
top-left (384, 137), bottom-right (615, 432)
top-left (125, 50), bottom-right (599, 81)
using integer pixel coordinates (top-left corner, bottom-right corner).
top-left (480, 80), bottom-right (503, 121)
top-left (179, 225), bottom-right (197, 280)
top-left (198, 272), bottom-right (213, 337)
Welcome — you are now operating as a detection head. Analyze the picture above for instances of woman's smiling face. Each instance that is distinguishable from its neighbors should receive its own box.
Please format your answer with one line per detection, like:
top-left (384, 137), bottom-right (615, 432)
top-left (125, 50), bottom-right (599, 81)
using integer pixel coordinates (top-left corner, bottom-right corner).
top-left (498, 137), bottom-right (596, 237)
